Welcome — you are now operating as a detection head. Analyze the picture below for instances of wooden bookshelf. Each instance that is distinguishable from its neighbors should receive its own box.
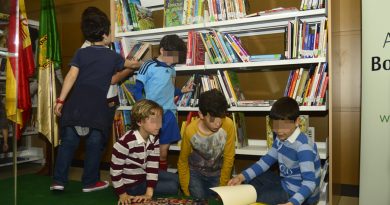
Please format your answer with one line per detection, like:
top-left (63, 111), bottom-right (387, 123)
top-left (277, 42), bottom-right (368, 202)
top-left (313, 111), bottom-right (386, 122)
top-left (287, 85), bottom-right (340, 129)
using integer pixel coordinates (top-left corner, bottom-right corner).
top-left (111, 0), bottom-right (333, 203)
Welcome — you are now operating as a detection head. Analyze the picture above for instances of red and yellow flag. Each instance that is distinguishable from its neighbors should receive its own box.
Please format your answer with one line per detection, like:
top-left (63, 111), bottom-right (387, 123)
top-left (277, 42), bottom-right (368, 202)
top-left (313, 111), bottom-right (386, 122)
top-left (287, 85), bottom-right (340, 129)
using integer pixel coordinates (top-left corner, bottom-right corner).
top-left (5, 0), bottom-right (35, 139)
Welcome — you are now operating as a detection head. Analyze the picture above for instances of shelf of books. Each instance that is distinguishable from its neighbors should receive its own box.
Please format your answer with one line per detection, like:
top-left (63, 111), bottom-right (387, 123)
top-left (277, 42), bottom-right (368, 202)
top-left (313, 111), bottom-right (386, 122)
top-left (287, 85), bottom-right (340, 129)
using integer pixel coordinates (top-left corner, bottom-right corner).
top-left (175, 58), bottom-right (327, 71)
top-left (115, 8), bottom-right (326, 43)
top-left (176, 105), bottom-right (327, 112)
top-left (170, 139), bottom-right (327, 159)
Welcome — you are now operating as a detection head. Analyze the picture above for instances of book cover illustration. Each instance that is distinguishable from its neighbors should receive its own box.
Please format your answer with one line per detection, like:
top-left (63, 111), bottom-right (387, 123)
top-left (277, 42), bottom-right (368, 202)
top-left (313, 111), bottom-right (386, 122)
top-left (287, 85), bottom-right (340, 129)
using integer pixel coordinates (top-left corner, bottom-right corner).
top-left (131, 197), bottom-right (207, 205)
top-left (164, 0), bottom-right (184, 27)
top-left (134, 4), bottom-right (155, 30)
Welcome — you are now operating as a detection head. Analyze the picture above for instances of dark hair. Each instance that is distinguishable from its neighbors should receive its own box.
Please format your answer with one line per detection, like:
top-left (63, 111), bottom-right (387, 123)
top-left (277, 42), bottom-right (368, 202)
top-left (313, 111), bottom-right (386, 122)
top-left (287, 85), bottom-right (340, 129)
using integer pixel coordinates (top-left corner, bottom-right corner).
top-left (130, 99), bottom-right (163, 130)
top-left (269, 97), bottom-right (299, 121)
top-left (159, 34), bottom-right (187, 64)
top-left (81, 7), bottom-right (110, 42)
top-left (199, 89), bottom-right (228, 118)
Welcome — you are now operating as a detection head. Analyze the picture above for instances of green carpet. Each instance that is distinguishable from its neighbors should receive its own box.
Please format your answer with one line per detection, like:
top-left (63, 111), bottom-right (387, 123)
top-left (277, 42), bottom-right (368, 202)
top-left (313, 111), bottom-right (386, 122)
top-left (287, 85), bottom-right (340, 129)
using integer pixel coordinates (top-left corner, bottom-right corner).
top-left (1, 174), bottom-right (117, 205)
top-left (0, 174), bottom-right (223, 205)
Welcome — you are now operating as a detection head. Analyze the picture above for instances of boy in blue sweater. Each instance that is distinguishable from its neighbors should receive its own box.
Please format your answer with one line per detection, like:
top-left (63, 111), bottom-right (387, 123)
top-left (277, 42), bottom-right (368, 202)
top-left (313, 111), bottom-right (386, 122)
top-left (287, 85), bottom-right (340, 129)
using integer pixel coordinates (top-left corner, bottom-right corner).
top-left (228, 97), bottom-right (321, 205)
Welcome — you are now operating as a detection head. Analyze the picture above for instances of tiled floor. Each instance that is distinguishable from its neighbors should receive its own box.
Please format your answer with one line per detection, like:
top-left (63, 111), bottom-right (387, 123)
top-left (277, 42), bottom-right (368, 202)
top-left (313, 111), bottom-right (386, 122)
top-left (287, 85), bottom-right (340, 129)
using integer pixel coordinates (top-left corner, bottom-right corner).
top-left (1, 163), bottom-right (359, 205)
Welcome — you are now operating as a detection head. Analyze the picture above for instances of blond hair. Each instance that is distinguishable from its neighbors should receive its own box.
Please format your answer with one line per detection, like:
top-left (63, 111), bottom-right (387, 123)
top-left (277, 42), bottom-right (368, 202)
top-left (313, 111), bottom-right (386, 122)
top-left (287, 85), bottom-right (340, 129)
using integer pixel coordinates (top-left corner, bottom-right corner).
top-left (130, 99), bottom-right (163, 130)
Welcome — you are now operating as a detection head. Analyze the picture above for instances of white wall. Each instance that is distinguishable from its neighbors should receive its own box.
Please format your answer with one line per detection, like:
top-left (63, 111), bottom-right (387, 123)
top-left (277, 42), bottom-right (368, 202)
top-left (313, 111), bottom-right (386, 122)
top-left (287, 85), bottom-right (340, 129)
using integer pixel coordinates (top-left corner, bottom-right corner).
top-left (361, 0), bottom-right (390, 204)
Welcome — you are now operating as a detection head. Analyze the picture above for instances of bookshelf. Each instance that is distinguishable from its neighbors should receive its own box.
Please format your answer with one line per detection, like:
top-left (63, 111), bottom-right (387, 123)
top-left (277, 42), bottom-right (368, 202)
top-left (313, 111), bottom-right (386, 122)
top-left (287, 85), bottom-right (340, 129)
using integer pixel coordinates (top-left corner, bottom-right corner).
top-left (111, 0), bottom-right (332, 203)
top-left (0, 18), bottom-right (44, 167)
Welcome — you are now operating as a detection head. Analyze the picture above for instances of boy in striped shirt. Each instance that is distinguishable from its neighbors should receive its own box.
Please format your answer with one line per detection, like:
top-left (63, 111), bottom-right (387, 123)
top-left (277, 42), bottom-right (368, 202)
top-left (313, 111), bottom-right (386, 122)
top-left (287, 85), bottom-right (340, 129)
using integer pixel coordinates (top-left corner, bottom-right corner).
top-left (228, 97), bottom-right (321, 205)
top-left (110, 99), bottom-right (179, 204)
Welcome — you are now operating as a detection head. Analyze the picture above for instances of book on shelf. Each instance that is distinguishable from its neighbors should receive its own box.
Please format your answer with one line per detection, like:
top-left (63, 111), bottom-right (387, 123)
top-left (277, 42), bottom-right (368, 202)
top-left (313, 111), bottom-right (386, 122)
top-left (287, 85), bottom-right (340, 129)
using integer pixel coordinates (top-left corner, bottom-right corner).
top-left (300, 0), bottom-right (326, 11)
top-left (245, 7), bottom-right (298, 18)
top-left (249, 54), bottom-right (283, 62)
top-left (133, 4), bottom-right (155, 30)
top-left (189, 30), bottom-right (249, 64)
top-left (285, 18), bottom-right (327, 59)
top-left (236, 100), bottom-right (276, 107)
top-left (284, 63), bottom-right (328, 106)
top-left (265, 115), bottom-right (274, 149)
top-left (164, 0), bottom-right (185, 27)
top-left (186, 31), bottom-right (206, 65)
top-left (232, 112), bottom-right (248, 148)
top-left (114, 1), bottom-right (154, 32)
top-left (127, 42), bottom-right (151, 61)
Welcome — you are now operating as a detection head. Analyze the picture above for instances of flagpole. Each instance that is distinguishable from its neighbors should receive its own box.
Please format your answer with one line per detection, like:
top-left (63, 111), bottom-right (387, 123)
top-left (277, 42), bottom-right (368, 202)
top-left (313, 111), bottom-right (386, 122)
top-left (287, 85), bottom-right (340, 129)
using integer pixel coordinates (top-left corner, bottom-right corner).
top-left (49, 62), bottom-right (55, 174)
top-left (13, 1), bottom-right (20, 204)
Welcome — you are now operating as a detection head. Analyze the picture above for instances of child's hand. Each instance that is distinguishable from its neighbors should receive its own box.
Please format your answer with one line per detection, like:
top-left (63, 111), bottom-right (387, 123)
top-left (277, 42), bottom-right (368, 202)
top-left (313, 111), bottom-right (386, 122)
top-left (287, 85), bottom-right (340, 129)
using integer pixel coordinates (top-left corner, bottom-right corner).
top-left (227, 174), bottom-right (245, 186)
top-left (118, 193), bottom-right (132, 205)
top-left (127, 58), bottom-right (142, 70)
top-left (131, 194), bottom-right (152, 203)
top-left (181, 83), bottom-right (194, 93)
top-left (54, 103), bottom-right (63, 117)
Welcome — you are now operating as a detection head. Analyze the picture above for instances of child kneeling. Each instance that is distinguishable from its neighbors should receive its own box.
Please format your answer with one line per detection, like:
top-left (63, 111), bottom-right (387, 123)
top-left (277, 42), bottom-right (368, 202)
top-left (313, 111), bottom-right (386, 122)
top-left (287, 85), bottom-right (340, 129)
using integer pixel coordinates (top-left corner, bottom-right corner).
top-left (110, 99), bottom-right (178, 204)
top-left (228, 97), bottom-right (321, 205)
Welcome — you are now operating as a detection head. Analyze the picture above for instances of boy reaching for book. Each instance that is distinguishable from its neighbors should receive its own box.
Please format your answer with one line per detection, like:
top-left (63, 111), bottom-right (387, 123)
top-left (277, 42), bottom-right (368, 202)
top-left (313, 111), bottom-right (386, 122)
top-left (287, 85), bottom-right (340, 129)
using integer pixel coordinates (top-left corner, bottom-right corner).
top-left (132, 34), bottom-right (192, 171)
top-left (110, 99), bottom-right (179, 204)
top-left (177, 89), bottom-right (235, 200)
top-left (51, 7), bottom-right (141, 192)
top-left (228, 97), bottom-right (321, 205)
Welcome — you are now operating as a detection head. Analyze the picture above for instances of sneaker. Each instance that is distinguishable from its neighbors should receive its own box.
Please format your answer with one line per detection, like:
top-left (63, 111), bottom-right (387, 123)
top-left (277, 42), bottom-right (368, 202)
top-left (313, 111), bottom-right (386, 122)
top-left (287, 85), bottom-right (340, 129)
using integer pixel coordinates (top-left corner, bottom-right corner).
top-left (50, 183), bottom-right (64, 191)
top-left (82, 181), bottom-right (109, 192)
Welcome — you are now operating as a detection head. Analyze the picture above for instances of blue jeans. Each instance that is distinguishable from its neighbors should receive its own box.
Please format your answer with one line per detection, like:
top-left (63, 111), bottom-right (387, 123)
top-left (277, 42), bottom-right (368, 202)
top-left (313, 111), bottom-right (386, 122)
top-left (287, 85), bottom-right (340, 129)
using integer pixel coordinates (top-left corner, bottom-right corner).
top-left (126, 171), bottom-right (179, 195)
top-left (189, 169), bottom-right (220, 200)
top-left (53, 126), bottom-right (108, 187)
top-left (249, 170), bottom-right (289, 205)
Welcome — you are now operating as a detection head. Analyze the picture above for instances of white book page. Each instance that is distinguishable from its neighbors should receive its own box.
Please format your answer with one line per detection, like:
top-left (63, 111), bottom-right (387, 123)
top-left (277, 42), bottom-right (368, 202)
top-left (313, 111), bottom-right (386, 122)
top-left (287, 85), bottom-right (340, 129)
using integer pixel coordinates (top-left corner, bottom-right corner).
top-left (210, 185), bottom-right (257, 205)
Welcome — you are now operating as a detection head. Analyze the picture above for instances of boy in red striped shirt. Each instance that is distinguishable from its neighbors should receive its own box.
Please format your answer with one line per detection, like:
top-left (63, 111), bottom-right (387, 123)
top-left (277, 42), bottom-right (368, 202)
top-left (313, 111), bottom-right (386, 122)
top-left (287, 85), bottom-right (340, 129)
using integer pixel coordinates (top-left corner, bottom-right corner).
top-left (110, 99), bottom-right (178, 204)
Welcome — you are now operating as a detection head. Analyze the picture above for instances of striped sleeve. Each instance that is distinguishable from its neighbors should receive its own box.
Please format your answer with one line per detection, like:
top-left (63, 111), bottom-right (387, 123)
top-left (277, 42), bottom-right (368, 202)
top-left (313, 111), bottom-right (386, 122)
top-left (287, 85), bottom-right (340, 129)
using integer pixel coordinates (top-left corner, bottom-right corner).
top-left (146, 138), bottom-right (160, 188)
top-left (242, 141), bottom-right (278, 182)
top-left (289, 144), bottom-right (318, 205)
top-left (136, 60), bottom-right (154, 85)
top-left (110, 139), bottom-right (130, 195)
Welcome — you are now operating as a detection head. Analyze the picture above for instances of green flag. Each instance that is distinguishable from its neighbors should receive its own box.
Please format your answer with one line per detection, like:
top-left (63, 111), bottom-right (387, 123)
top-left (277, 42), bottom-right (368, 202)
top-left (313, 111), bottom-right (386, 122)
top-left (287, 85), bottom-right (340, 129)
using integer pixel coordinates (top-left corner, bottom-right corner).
top-left (37, 0), bottom-right (61, 146)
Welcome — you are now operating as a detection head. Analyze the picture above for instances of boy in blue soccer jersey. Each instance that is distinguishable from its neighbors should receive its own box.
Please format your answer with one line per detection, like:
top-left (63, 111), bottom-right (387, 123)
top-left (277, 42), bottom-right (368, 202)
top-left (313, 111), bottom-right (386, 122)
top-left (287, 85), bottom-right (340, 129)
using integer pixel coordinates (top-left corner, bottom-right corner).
top-left (228, 97), bottom-right (321, 205)
top-left (132, 34), bottom-right (191, 171)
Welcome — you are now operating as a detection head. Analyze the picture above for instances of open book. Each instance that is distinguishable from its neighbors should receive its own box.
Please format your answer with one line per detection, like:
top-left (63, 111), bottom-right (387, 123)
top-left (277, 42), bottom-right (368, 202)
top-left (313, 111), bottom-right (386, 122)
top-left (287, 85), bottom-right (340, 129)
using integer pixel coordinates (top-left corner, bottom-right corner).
top-left (210, 185), bottom-right (266, 205)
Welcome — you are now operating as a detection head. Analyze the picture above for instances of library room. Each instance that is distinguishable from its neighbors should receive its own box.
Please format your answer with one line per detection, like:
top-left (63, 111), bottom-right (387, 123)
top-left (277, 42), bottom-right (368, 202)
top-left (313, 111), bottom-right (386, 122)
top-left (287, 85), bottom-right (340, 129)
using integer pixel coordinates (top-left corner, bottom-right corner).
top-left (0, 0), bottom-right (388, 204)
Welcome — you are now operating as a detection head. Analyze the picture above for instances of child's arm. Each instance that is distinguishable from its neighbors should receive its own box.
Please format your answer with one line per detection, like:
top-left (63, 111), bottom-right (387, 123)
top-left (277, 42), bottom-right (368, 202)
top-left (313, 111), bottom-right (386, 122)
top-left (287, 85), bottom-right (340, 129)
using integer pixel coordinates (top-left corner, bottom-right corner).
top-left (54, 66), bottom-right (79, 117)
top-left (287, 145), bottom-right (318, 205)
top-left (240, 141), bottom-right (279, 182)
top-left (144, 138), bottom-right (159, 195)
top-left (110, 140), bottom-right (130, 196)
top-left (219, 118), bottom-right (236, 186)
top-left (130, 187), bottom-right (154, 203)
top-left (177, 128), bottom-right (193, 196)
top-left (111, 59), bottom-right (142, 84)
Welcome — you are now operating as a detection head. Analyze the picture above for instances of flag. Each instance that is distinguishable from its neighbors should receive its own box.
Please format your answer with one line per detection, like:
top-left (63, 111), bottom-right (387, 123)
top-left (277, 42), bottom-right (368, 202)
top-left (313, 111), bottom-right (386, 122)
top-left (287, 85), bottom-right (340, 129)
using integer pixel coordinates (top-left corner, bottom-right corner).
top-left (37, 0), bottom-right (62, 147)
top-left (5, 0), bottom-right (35, 139)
